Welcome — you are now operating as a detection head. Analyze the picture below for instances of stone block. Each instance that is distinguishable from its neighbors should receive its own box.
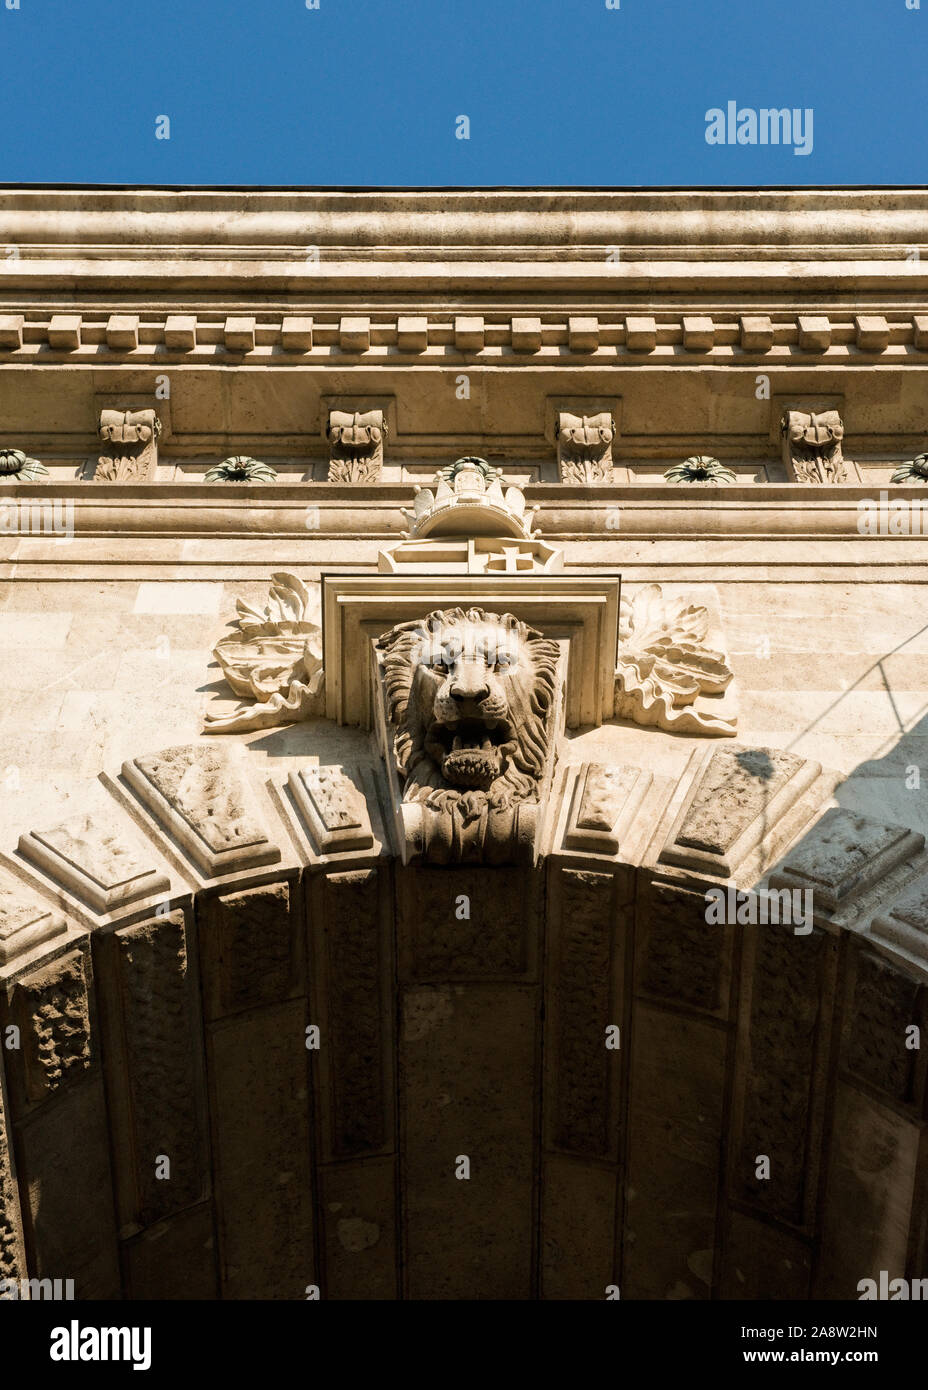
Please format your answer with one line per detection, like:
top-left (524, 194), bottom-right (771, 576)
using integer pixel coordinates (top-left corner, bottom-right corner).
top-left (163, 315), bottom-right (197, 350)
top-left (0, 314), bottom-right (24, 349)
top-left (730, 920), bottom-right (835, 1228)
top-left (718, 1211), bottom-right (812, 1299)
top-left (541, 1155), bottom-right (617, 1300)
top-left (400, 983), bottom-right (537, 1299)
top-left (740, 315), bottom-right (774, 351)
top-left (797, 315), bottom-right (831, 351)
top-left (280, 315), bottom-right (313, 351)
top-left (319, 1157), bottom-right (398, 1300)
top-left (855, 315), bottom-right (890, 352)
top-left (397, 864), bottom-right (540, 982)
top-left (208, 1000), bottom-right (316, 1299)
top-left (511, 316), bottom-right (542, 352)
top-left (567, 316), bottom-right (599, 352)
top-left (816, 1084), bottom-right (920, 1298)
top-left (622, 1004), bottom-right (726, 1299)
top-left (105, 315), bottom-right (139, 351)
top-left (223, 316), bottom-right (255, 352)
top-left (636, 878), bottom-right (733, 1020)
top-left (47, 315), bottom-right (81, 349)
top-left (683, 315), bottom-right (714, 351)
top-left (309, 868), bottom-right (392, 1160)
top-left (454, 315), bottom-right (484, 351)
top-left (339, 316), bottom-right (370, 352)
top-left (396, 316), bottom-right (428, 351)
top-left (625, 315), bottom-right (656, 352)
top-left (124, 1202), bottom-right (218, 1299)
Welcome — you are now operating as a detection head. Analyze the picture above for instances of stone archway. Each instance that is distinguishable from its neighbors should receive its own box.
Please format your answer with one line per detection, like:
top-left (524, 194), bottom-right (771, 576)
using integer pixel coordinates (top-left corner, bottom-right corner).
top-left (0, 736), bottom-right (925, 1300)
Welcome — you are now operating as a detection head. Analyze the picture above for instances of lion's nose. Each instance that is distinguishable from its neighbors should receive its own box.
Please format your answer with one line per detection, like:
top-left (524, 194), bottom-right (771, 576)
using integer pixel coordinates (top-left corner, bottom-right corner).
top-left (449, 663), bottom-right (489, 704)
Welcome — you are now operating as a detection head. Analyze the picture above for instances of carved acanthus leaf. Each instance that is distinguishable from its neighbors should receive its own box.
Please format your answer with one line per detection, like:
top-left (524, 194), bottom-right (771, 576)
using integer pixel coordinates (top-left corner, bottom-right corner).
top-left (614, 583), bottom-right (737, 736)
top-left (204, 572), bottom-right (325, 733)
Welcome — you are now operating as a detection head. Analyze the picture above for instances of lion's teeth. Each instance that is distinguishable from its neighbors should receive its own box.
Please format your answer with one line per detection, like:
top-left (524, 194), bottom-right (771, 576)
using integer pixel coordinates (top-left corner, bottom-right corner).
top-left (482, 736), bottom-right (492, 751)
top-left (452, 735), bottom-right (462, 752)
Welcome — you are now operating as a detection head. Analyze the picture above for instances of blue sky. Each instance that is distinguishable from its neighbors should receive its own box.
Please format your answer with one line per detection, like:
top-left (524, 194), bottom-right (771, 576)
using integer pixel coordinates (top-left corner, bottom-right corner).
top-left (0, 0), bottom-right (925, 185)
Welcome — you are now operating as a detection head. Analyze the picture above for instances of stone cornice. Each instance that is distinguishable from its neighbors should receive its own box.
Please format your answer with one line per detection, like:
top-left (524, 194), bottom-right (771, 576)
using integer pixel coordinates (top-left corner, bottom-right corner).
top-left (0, 188), bottom-right (927, 301)
top-left (1, 186), bottom-right (927, 257)
top-left (4, 482), bottom-right (928, 549)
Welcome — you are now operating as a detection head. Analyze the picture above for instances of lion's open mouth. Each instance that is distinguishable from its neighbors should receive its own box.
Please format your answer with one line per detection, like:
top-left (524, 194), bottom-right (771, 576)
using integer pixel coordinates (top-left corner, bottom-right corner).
top-left (425, 717), bottom-right (511, 790)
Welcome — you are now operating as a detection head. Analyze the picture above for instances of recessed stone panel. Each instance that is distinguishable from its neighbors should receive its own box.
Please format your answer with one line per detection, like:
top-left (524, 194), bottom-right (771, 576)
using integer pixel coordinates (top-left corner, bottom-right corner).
top-left (719, 1211), bottom-right (812, 1299)
top-left (732, 921), bottom-right (834, 1228)
top-left (541, 1155), bottom-right (618, 1300)
top-left (4, 947), bottom-right (93, 1106)
top-left (546, 867), bottom-right (622, 1158)
top-left (95, 910), bottom-right (210, 1230)
top-left (319, 1158), bottom-right (398, 1300)
top-left (397, 864), bottom-right (539, 982)
top-left (123, 1202), bottom-right (219, 1300)
top-left (312, 868), bottom-right (392, 1159)
top-left (636, 879), bottom-right (732, 1020)
top-left (198, 879), bottom-right (301, 1021)
top-left (842, 947), bottom-right (924, 1109)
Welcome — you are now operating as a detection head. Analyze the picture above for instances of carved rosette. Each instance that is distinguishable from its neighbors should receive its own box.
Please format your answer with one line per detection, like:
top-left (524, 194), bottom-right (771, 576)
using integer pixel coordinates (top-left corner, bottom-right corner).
top-left (327, 409), bottom-right (386, 483)
top-left (555, 411), bottom-right (615, 484)
top-left (374, 606), bottom-right (563, 863)
top-left (780, 409), bottom-right (847, 483)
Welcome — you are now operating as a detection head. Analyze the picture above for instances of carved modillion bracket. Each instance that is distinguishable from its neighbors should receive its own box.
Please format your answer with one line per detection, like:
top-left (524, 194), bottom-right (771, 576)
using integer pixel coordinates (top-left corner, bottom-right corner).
top-left (326, 409), bottom-right (386, 483)
top-left (95, 408), bottom-right (162, 483)
top-left (779, 408), bottom-right (859, 484)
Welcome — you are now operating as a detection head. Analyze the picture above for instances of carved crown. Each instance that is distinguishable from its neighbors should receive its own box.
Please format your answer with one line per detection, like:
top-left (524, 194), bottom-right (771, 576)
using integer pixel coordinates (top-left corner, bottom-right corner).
top-left (402, 456), bottom-right (538, 539)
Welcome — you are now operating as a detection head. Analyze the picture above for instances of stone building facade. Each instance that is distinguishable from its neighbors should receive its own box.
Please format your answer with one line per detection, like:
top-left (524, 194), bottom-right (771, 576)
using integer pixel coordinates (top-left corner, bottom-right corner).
top-left (0, 188), bottom-right (926, 1300)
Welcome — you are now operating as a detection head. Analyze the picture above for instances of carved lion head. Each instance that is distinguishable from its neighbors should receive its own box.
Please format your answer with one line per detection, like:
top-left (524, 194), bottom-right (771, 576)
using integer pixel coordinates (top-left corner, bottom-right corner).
top-left (376, 607), bottom-right (560, 819)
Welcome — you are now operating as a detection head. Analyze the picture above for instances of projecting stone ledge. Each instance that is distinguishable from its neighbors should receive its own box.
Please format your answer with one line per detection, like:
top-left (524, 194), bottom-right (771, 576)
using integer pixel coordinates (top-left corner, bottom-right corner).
top-left (122, 744), bottom-right (281, 879)
top-left (0, 867), bottom-right (67, 968)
